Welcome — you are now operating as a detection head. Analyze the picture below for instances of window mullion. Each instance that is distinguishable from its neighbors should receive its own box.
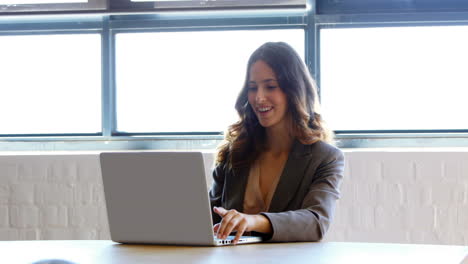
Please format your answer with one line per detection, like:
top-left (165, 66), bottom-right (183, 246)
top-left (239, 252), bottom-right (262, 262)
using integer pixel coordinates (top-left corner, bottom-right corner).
top-left (102, 16), bottom-right (117, 137)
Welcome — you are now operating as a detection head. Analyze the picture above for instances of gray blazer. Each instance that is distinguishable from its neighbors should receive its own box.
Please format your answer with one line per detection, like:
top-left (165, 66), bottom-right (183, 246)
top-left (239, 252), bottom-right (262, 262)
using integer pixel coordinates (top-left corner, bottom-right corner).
top-left (209, 140), bottom-right (345, 242)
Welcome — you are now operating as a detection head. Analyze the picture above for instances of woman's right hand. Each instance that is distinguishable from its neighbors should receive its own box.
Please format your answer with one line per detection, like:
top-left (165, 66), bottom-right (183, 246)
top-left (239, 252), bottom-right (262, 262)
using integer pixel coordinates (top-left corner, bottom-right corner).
top-left (213, 207), bottom-right (253, 244)
top-left (213, 206), bottom-right (272, 244)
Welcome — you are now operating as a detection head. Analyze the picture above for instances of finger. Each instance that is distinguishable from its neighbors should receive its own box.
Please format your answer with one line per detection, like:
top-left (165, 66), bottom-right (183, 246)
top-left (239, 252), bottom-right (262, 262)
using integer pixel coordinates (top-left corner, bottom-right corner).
top-left (221, 214), bottom-right (243, 240)
top-left (213, 206), bottom-right (228, 217)
top-left (213, 223), bottom-right (220, 233)
top-left (217, 210), bottom-right (238, 239)
top-left (218, 210), bottom-right (235, 239)
top-left (233, 221), bottom-right (248, 245)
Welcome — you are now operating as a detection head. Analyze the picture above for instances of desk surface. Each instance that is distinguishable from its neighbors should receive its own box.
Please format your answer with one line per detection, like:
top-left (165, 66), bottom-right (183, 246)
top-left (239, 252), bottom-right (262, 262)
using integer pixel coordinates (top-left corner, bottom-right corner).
top-left (0, 240), bottom-right (467, 264)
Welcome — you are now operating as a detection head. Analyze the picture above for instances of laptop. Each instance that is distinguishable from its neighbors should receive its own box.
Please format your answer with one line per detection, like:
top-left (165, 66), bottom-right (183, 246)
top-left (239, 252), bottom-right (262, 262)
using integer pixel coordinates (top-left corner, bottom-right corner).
top-left (99, 151), bottom-right (263, 246)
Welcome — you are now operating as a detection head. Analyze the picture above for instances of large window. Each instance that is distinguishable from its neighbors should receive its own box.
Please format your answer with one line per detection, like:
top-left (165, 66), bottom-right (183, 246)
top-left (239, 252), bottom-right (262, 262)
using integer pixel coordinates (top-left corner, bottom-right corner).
top-left (0, 33), bottom-right (101, 135)
top-left (2, 0), bottom-right (87, 3)
top-left (2, 0), bottom-right (468, 150)
top-left (129, 0), bottom-right (305, 7)
top-left (115, 29), bottom-right (304, 133)
top-left (0, 0), bottom-right (105, 12)
top-left (111, 0), bottom-right (306, 11)
top-left (320, 25), bottom-right (468, 132)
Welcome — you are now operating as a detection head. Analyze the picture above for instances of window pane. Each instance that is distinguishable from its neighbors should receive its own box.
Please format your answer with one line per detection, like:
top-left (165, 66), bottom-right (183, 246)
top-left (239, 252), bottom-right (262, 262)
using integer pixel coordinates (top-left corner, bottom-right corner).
top-left (116, 29), bottom-right (304, 133)
top-left (1, 0), bottom-right (87, 4)
top-left (0, 0), bottom-right (105, 12)
top-left (129, 0), bottom-right (305, 7)
top-left (320, 26), bottom-right (468, 131)
top-left (0, 34), bottom-right (101, 135)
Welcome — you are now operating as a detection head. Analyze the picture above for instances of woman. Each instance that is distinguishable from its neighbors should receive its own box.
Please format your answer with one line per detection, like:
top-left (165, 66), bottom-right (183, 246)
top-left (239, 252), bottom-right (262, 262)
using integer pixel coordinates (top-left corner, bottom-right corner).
top-left (209, 42), bottom-right (344, 244)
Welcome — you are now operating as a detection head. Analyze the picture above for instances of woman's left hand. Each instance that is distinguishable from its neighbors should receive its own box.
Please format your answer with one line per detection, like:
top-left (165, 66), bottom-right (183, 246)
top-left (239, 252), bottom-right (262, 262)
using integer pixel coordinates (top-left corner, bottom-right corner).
top-left (213, 207), bottom-right (255, 244)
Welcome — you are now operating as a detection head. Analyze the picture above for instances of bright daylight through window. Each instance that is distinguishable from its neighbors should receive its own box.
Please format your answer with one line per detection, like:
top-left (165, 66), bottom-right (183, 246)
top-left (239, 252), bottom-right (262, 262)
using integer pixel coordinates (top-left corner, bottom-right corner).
top-left (0, 34), bottom-right (101, 135)
top-left (320, 25), bottom-right (468, 131)
top-left (115, 29), bottom-right (304, 133)
top-left (0, 0), bottom-right (87, 3)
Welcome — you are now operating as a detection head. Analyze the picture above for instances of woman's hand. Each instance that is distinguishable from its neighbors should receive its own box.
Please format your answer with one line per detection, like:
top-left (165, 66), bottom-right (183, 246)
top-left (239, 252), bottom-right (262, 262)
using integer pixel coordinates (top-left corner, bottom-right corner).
top-left (213, 207), bottom-right (253, 244)
top-left (213, 207), bottom-right (272, 244)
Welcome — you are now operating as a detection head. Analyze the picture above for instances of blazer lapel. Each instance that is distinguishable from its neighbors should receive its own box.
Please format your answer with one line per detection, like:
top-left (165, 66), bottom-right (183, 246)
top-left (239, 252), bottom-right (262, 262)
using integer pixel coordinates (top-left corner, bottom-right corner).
top-left (268, 140), bottom-right (311, 212)
top-left (224, 166), bottom-right (249, 212)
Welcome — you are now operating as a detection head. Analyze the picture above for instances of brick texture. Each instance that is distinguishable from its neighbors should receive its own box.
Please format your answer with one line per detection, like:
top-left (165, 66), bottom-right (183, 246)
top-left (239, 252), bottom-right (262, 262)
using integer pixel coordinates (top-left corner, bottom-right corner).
top-left (0, 206), bottom-right (8, 227)
top-left (0, 151), bottom-right (467, 245)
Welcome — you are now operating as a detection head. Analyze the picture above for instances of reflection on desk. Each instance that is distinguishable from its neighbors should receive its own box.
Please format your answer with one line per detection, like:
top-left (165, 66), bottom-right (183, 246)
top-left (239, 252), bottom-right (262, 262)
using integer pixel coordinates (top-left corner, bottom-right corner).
top-left (0, 240), bottom-right (467, 264)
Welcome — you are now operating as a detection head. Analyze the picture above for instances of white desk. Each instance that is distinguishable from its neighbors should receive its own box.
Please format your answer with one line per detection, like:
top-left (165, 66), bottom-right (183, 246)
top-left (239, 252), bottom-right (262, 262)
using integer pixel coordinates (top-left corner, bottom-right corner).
top-left (1, 240), bottom-right (467, 264)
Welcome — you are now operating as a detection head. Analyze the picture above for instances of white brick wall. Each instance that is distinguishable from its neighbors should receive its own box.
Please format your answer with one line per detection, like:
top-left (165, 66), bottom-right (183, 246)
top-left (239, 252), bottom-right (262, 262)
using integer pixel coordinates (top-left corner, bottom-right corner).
top-left (0, 150), bottom-right (467, 245)
top-left (0, 154), bottom-right (109, 240)
top-left (325, 150), bottom-right (468, 245)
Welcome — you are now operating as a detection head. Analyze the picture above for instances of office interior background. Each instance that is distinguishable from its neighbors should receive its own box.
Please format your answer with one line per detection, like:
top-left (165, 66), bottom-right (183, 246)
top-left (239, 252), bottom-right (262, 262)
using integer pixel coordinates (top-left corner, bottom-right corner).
top-left (0, 0), bottom-right (467, 245)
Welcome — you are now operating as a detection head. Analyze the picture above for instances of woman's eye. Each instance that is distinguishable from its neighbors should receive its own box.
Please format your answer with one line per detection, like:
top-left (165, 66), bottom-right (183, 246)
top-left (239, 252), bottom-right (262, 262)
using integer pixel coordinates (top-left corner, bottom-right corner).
top-left (248, 86), bottom-right (257, 91)
top-left (267, 86), bottom-right (277, 90)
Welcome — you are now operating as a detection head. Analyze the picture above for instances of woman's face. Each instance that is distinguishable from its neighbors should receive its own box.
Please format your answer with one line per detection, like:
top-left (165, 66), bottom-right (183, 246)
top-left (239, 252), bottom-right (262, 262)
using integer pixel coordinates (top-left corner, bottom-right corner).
top-left (247, 60), bottom-right (288, 130)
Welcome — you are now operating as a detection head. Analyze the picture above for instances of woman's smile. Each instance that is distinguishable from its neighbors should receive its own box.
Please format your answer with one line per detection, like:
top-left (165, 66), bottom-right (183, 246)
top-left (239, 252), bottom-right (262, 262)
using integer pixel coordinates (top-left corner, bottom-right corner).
top-left (256, 105), bottom-right (274, 117)
top-left (247, 60), bottom-right (288, 129)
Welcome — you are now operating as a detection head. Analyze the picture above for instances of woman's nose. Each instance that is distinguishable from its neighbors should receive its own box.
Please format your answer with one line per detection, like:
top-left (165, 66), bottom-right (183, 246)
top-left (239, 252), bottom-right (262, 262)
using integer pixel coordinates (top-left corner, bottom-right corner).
top-left (256, 88), bottom-right (266, 103)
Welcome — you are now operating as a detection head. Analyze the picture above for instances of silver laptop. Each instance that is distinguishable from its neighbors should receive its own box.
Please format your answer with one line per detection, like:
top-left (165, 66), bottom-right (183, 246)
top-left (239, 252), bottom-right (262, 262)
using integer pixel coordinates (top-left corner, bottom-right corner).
top-left (100, 151), bottom-right (263, 246)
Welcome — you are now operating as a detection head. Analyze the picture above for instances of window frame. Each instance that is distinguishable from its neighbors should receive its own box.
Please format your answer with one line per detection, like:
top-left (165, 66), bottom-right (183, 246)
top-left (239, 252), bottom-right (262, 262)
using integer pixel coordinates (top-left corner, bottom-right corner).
top-left (109, 14), bottom-right (307, 136)
top-left (0, 0), bottom-right (106, 14)
top-left (1, 1), bottom-right (468, 150)
top-left (313, 9), bottom-right (468, 147)
top-left (0, 8), bottom-right (309, 151)
top-left (0, 0), bottom-right (305, 15)
top-left (110, 0), bottom-right (306, 12)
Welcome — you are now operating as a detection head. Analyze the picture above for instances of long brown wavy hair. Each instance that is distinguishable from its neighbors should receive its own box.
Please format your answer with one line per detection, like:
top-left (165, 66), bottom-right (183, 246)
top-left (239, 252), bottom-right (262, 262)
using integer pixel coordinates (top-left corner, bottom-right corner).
top-left (216, 42), bottom-right (334, 169)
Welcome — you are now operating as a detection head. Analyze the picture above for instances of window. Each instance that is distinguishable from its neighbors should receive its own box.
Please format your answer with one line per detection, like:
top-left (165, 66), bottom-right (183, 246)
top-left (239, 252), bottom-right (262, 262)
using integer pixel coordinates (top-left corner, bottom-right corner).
top-left (115, 29), bottom-right (304, 133)
top-left (2, 0), bottom-right (468, 150)
top-left (2, 0), bottom-right (87, 3)
top-left (131, 0), bottom-right (305, 6)
top-left (320, 25), bottom-right (468, 132)
top-left (0, 33), bottom-right (101, 135)
top-left (0, 0), bottom-right (105, 13)
top-left (111, 0), bottom-right (306, 12)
